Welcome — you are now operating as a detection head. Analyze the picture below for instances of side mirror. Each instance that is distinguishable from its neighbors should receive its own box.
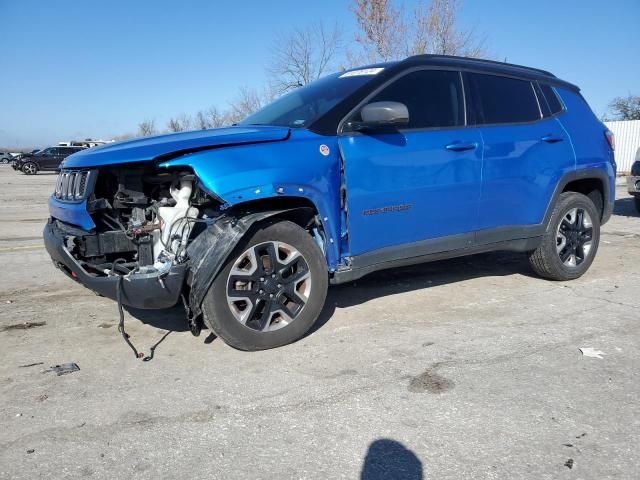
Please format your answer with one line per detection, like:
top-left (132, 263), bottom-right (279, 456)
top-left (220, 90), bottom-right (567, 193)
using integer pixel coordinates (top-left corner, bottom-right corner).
top-left (353, 101), bottom-right (409, 131)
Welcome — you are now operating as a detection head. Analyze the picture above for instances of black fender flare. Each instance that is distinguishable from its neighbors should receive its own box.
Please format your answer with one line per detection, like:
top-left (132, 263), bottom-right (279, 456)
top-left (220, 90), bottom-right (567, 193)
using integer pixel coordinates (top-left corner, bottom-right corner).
top-left (542, 168), bottom-right (613, 228)
top-left (185, 208), bottom-right (309, 319)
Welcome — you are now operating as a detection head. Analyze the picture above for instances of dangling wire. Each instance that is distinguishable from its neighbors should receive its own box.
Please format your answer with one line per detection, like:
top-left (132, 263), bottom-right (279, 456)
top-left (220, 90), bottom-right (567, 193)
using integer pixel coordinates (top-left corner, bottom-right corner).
top-left (115, 272), bottom-right (144, 359)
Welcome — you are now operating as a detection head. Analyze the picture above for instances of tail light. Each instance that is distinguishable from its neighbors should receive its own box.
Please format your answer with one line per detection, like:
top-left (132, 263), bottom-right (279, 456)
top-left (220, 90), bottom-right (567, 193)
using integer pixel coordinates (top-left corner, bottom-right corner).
top-left (604, 130), bottom-right (615, 151)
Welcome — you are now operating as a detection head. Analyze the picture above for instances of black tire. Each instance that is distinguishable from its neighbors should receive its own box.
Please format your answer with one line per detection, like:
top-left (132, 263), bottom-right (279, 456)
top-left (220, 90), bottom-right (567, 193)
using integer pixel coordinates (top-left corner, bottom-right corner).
top-left (635, 196), bottom-right (640, 214)
top-left (528, 192), bottom-right (600, 281)
top-left (202, 219), bottom-right (328, 351)
top-left (22, 162), bottom-right (38, 175)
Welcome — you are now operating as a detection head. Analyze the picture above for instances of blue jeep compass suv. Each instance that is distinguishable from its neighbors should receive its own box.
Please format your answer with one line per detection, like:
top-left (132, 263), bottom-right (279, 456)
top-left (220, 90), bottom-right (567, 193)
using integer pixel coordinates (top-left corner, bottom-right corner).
top-left (44, 55), bottom-right (616, 351)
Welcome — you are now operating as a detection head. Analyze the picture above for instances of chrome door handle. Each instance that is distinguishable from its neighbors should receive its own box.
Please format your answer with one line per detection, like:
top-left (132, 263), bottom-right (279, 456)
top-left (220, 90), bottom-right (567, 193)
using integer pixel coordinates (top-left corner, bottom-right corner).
top-left (445, 142), bottom-right (478, 152)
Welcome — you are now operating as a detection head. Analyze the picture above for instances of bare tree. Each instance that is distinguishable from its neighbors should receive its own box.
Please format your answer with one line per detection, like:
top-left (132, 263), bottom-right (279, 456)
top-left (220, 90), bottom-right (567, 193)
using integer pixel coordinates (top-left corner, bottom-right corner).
top-left (352, 0), bottom-right (487, 62)
top-left (352, 0), bottom-right (407, 62)
top-left (227, 87), bottom-right (264, 124)
top-left (412, 0), bottom-right (486, 57)
top-left (195, 106), bottom-right (231, 129)
top-left (608, 94), bottom-right (640, 121)
top-left (205, 106), bottom-right (231, 128)
top-left (167, 117), bottom-right (183, 132)
top-left (137, 119), bottom-right (157, 137)
top-left (167, 114), bottom-right (194, 133)
top-left (268, 22), bottom-right (344, 94)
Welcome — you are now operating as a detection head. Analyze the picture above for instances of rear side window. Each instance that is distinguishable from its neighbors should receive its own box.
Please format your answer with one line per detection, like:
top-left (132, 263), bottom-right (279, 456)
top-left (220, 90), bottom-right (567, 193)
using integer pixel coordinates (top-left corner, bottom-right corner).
top-left (539, 83), bottom-right (564, 115)
top-left (468, 73), bottom-right (541, 125)
top-left (362, 69), bottom-right (465, 129)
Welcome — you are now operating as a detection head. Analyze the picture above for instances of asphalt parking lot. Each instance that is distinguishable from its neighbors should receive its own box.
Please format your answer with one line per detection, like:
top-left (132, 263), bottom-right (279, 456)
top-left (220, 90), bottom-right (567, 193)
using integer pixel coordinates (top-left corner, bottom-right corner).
top-left (0, 166), bottom-right (638, 480)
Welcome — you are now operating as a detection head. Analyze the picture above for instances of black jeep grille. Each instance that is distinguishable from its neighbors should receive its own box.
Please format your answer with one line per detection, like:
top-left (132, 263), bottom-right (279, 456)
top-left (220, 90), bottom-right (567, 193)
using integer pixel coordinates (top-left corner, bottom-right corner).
top-left (54, 170), bottom-right (95, 201)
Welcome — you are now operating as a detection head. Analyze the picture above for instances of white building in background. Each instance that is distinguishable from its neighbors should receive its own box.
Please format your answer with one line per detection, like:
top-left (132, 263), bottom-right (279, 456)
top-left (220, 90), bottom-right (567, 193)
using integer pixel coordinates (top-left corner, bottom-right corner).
top-left (58, 139), bottom-right (115, 148)
top-left (604, 120), bottom-right (640, 173)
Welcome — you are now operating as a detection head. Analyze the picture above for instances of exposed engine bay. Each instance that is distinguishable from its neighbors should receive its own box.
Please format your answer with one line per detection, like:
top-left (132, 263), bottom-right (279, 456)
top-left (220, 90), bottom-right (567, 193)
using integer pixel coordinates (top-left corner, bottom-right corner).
top-left (69, 166), bottom-right (222, 278)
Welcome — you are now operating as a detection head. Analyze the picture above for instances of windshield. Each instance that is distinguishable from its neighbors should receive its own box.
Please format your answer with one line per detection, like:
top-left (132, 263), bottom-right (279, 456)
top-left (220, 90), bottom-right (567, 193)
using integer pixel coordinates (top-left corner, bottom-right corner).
top-left (239, 71), bottom-right (379, 129)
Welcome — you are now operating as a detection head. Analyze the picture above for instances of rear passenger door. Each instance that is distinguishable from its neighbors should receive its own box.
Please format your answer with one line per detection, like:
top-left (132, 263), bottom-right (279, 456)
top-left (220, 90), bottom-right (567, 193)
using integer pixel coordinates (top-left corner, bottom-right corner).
top-left (466, 72), bottom-right (575, 241)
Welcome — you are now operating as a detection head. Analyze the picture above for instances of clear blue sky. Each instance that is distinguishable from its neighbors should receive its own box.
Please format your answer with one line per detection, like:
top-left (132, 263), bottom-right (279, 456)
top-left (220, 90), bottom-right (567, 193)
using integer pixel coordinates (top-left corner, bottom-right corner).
top-left (1, 0), bottom-right (638, 147)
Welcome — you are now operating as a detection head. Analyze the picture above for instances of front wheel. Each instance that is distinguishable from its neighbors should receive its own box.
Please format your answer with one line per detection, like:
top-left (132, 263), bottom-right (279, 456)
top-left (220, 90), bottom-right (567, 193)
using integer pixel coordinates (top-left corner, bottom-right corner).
top-left (528, 192), bottom-right (600, 281)
top-left (22, 162), bottom-right (38, 175)
top-left (202, 220), bottom-right (328, 351)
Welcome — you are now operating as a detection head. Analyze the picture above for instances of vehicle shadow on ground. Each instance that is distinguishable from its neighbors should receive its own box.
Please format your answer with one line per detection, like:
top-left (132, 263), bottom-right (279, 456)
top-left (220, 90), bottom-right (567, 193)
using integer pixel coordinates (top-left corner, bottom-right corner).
top-left (309, 249), bottom-right (535, 335)
top-left (613, 197), bottom-right (639, 218)
top-left (125, 249), bottom-right (537, 342)
top-left (360, 438), bottom-right (423, 479)
top-left (127, 305), bottom-right (218, 344)
top-left (126, 305), bottom-right (190, 332)
top-left (128, 194), bottom-right (636, 343)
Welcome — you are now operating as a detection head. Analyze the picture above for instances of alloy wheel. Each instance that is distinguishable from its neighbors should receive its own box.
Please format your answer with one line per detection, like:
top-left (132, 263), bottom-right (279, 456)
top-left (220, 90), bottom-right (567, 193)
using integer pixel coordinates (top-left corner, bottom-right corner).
top-left (556, 207), bottom-right (593, 267)
top-left (23, 163), bottom-right (36, 175)
top-left (226, 241), bottom-right (311, 332)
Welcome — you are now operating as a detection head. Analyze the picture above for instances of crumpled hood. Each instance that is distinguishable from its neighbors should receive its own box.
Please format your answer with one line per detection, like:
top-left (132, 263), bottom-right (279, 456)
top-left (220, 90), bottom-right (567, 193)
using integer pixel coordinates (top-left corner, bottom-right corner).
top-left (62, 125), bottom-right (290, 168)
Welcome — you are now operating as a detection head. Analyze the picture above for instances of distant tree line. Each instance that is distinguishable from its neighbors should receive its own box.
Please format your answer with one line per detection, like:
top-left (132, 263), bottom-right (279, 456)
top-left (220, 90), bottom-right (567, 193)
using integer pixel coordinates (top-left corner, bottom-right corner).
top-left (129, 0), bottom-right (488, 138)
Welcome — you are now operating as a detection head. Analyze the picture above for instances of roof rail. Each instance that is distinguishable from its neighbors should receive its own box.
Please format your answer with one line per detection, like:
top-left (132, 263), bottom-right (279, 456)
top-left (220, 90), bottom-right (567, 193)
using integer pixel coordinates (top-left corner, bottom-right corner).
top-left (406, 54), bottom-right (556, 78)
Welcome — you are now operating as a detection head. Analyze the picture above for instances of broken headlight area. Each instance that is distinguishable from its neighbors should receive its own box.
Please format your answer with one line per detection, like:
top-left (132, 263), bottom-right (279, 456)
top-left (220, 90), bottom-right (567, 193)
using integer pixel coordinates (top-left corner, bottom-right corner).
top-left (65, 166), bottom-right (223, 278)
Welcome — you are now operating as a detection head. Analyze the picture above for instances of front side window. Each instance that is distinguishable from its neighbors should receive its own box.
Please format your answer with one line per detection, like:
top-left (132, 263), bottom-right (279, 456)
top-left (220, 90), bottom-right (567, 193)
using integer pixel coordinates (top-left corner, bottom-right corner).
top-left (351, 69), bottom-right (464, 129)
top-left (468, 73), bottom-right (541, 125)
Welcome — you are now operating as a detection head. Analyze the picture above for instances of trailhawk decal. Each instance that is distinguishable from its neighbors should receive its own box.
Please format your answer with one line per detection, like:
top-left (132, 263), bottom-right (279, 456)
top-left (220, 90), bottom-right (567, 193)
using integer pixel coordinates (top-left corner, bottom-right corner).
top-left (363, 204), bottom-right (413, 216)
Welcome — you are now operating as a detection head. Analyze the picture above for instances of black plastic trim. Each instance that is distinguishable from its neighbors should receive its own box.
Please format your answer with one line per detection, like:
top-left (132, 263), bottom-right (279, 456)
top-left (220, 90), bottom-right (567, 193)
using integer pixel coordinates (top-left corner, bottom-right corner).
top-left (44, 221), bottom-right (186, 309)
top-left (332, 235), bottom-right (541, 284)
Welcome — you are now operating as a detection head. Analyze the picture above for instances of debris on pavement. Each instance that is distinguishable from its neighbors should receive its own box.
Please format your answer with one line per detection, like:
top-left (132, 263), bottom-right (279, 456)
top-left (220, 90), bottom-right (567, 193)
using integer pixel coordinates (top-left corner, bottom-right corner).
top-left (564, 459), bottom-right (574, 469)
top-left (19, 362), bottom-right (44, 368)
top-left (579, 347), bottom-right (606, 359)
top-left (46, 363), bottom-right (80, 376)
top-left (1, 321), bottom-right (46, 332)
top-left (26, 449), bottom-right (35, 454)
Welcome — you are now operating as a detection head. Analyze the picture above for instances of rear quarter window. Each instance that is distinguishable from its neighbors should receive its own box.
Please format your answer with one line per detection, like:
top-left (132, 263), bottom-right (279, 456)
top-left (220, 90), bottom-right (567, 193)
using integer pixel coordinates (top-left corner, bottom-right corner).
top-left (468, 73), bottom-right (541, 125)
top-left (540, 83), bottom-right (564, 115)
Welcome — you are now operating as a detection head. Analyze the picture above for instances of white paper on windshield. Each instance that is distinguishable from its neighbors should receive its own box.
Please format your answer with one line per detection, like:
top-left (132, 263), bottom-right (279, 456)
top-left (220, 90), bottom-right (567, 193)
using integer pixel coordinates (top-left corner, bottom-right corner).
top-left (339, 68), bottom-right (384, 78)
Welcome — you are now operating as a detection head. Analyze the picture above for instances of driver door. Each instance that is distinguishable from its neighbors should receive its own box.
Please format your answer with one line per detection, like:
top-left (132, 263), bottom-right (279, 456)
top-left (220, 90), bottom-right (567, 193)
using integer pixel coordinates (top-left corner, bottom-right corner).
top-left (339, 69), bottom-right (483, 258)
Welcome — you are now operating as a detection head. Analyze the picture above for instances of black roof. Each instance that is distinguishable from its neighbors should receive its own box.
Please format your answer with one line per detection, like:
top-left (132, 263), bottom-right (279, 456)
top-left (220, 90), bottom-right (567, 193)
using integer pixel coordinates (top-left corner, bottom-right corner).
top-left (397, 54), bottom-right (578, 91)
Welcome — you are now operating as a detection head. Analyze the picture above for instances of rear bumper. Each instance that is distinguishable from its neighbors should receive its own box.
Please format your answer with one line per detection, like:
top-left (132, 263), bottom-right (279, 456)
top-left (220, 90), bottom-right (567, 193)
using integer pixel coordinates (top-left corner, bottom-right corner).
top-left (43, 220), bottom-right (186, 309)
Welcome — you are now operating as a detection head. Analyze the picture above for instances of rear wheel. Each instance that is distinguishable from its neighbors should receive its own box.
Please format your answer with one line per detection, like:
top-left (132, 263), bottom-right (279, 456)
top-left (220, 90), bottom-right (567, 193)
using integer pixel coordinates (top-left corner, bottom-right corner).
top-left (22, 162), bottom-right (38, 175)
top-left (202, 220), bottom-right (328, 351)
top-left (528, 192), bottom-right (600, 280)
top-left (635, 196), bottom-right (640, 214)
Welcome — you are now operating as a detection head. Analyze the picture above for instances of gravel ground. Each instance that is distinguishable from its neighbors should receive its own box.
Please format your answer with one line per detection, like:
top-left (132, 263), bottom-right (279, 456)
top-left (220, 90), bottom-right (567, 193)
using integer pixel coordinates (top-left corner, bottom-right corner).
top-left (0, 166), bottom-right (638, 480)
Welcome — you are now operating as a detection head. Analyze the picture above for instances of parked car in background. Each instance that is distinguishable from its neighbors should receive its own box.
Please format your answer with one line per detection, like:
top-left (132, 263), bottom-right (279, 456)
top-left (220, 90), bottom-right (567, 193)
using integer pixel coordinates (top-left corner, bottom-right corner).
top-left (627, 147), bottom-right (640, 213)
top-left (12, 146), bottom-right (85, 174)
top-left (43, 55), bottom-right (615, 352)
top-left (0, 152), bottom-right (13, 163)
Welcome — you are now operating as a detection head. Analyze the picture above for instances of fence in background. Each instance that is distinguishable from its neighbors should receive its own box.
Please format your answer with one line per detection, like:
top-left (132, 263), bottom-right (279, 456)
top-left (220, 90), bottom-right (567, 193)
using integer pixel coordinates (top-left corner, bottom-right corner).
top-left (604, 120), bottom-right (640, 173)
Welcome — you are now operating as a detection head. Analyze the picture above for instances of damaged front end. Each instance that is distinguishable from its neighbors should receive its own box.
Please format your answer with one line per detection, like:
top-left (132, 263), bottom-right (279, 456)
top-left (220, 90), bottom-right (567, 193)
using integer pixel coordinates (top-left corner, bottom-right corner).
top-left (44, 165), bottom-right (224, 310)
